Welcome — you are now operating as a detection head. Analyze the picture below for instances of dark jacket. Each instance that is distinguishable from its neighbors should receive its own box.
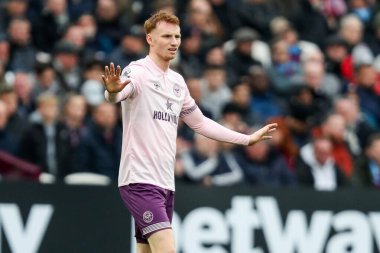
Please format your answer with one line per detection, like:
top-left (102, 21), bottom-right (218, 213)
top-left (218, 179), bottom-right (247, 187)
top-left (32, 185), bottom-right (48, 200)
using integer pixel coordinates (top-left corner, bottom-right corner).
top-left (239, 148), bottom-right (297, 187)
top-left (295, 155), bottom-right (347, 188)
top-left (79, 123), bottom-right (122, 180)
top-left (352, 156), bottom-right (380, 188)
top-left (18, 122), bottom-right (72, 178)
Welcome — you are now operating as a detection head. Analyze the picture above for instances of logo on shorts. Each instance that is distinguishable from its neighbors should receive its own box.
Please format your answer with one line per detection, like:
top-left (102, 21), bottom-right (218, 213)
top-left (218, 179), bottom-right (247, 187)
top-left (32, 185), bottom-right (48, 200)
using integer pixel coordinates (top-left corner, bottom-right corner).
top-left (143, 211), bottom-right (154, 223)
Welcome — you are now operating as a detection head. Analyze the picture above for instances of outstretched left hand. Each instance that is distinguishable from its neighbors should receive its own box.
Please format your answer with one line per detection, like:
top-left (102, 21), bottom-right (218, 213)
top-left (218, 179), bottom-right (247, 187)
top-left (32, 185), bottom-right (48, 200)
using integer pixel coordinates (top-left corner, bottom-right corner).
top-left (248, 123), bottom-right (278, 146)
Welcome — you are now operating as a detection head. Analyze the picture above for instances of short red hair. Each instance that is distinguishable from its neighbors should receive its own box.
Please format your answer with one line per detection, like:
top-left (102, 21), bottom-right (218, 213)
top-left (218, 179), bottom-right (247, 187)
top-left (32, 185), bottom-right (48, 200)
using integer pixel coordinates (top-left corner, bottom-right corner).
top-left (144, 11), bottom-right (180, 34)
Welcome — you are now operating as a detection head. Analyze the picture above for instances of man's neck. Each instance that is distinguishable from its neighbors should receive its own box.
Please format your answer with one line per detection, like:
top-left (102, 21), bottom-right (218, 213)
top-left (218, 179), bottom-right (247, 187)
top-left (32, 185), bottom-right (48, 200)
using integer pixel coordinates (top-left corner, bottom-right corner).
top-left (149, 53), bottom-right (170, 72)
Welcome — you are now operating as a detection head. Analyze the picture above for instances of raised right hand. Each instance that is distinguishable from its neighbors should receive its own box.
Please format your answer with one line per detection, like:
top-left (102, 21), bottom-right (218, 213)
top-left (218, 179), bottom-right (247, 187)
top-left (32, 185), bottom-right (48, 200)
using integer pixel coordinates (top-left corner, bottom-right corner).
top-left (101, 62), bottom-right (131, 93)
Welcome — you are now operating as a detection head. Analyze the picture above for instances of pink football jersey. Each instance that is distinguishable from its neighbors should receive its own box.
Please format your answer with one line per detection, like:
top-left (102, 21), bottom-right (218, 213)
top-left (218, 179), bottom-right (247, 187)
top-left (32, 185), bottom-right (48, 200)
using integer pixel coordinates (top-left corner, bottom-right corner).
top-left (105, 56), bottom-right (250, 190)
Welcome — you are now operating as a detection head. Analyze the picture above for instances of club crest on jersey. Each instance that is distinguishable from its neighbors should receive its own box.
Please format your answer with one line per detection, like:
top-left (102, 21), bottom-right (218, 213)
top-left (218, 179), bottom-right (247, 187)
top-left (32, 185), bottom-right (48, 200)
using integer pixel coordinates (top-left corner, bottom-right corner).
top-left (153, 81), bottom-right (161, 90)
top-left (143, 211), bottom-right (154, 223)
top-left (173, 84), bottom-right (181, 97)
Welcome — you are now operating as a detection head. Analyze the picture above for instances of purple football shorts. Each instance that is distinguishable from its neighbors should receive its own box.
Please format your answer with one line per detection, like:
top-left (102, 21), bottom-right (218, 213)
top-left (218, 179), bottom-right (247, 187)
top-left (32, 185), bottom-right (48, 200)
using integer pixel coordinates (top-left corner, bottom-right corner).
top-left (119, 183), bottom-right (175, 244)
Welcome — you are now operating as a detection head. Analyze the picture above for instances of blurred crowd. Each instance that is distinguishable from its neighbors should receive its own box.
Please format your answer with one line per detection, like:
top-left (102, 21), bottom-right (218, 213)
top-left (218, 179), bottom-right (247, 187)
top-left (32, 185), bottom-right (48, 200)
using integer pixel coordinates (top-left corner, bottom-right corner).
top-left (0, 0), bottom-right (380, 190)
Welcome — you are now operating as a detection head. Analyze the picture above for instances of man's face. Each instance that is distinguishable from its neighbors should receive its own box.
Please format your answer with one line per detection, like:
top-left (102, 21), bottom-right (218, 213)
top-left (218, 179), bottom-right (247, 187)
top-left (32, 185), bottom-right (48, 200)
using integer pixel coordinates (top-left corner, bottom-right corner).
top-left (147, 21), bottom-right (181, 61)
top-left (314, 139), bottom-right (332, 165)
top-left (356, 65), bottom-right (377, 88)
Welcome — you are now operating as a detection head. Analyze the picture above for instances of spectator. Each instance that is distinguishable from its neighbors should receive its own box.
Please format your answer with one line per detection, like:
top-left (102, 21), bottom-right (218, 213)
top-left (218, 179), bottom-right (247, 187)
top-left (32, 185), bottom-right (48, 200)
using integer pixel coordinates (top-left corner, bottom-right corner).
top-left (0, 0), bottom-right (29, 33)
top-left (350, 62), bottom-right (380, 127)
top-left (80, 59), bottom-right (105, 108)
top-left (320, 0), bottom-right (347, 31)
top-left (200, 64), bottom-right (231, 119)
top-left (0, 86), bottom-right (29, 144)
top-left (209, 0), bottom-right (240, 40)
top-left (186, 77), bottom-right (213, 119)
top-left (80, 79), bottom-right (104, 108)
top-left (225, 27), bottom-right (263, 86)
top-left (238, 130), bottom-right (296, 187)
top-left (79, 102), bottom-right (122, 180)
top-left (267, 38), bottom-right (302, 96)
top-left (0, 100), bottom-right (18, 154)
top-left (32, 63), bottom-right (64, 101)
top-left (204, 43), bottom-right (225, 67)
top-left (290, 0), bottom-right (330, 47)
top-left (248, 65), bottom-right (283, 123)
top-left (347, 0), bottom-right (376, 40)
top-left (177, 77), bottom-right (213, 147)
top-left (267, 116), bottom-right (299, 170)
top-left (334, 96), bottom-right (376, 155)
top-left (313, 113), bottom-right (354, 178)
top-left (224, 27), bottom-right (271, 69)
top-left (286, 85), bottom-right (330, 146)
top-left (18, 92), bottom-right (72, 179)
top-left (32, 0), bottom-right (71, 53)
top-left (368, 12), bottom-right (380, 56)
top-left (53, 40), bottom-right (82, 92)
top-left (12, 71), bottom-right (35, 118)
top-left (295, 136), bottom-right (347, 191)
top-left (323, 34), bottom-right (350, 84)
top-left (7, 17), bottom-right (36, 71)
top-left (338, 14), bottom-right (374, 81)
top-left (67, 0), bottom-right (94, 21)
top-left (177, 25), bottom-right (203, 78)
top-left (204, 126), bottom-right (244, 187)
top-left (225, 80), bottom-right (259, 126)
top-left (219, 103), bottom-right (248, 134)
top-left (62, 23), bottom-right (95, 65)
top-left (180, 133), bottom-right (219, 185)
top-left (271, 18), bottom-right (320, 65)
top-left (62, 24), bottom-right (86, 50)
top-left (0, 35), bottom-right (10, 71)
top-left (60, 93), bottom-right (88, 173)
top-left (108, 25), bottom-right (146, 68)
top-left (235, 0), bottom-right (277, 40)
top-left (184, 0), bottom-right (224, 51)
top-left (95, 0), bottom-right (130, 54)
top-left (353, 133), bottom-right (380, 188)
top-left (300, 60), bottom-right (342, 98)
top-left (76, 13), bottom-right (103, 57)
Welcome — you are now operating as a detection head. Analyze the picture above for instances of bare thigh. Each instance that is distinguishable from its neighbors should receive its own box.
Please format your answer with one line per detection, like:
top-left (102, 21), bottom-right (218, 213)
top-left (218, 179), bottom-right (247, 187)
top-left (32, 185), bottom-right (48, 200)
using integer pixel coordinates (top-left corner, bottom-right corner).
top-left (137, 243), bottom-right (151, 253)
top-left (148, 228), bottom-right (175, 253)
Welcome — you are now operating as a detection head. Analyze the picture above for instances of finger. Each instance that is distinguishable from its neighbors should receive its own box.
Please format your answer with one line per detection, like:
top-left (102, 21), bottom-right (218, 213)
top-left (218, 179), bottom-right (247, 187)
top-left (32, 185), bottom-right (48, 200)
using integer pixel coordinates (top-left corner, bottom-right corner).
top-left (105, 66), bottom-right (110, 77)
top-left (261, 136), bottom-right (273, 140)
top-left (116, 65), bottom-right (121, 76)
top-left (122, 79), bottom-right (131, 86)
top-left (101, 75), bottom-right (108, 90)
top-left (267, 123), bottom-right (278, 129)
top-left (267, 127), bottom-right (277, 133)
top-left (110, 62), bottom-right (115, 76)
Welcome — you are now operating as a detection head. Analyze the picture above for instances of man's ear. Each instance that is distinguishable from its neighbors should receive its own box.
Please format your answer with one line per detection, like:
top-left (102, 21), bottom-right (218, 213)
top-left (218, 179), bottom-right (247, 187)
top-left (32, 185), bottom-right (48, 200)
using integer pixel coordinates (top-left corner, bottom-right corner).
top-left (146, 34), bottom-right (152, 46)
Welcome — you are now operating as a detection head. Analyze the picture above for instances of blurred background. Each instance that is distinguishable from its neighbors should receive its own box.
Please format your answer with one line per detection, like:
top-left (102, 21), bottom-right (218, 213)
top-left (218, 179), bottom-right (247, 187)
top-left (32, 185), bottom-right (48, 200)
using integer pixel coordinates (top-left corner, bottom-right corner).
top-left (0, 0), bottom-right (380, 190)
top-left (1, 0), bottom-right (380, 252)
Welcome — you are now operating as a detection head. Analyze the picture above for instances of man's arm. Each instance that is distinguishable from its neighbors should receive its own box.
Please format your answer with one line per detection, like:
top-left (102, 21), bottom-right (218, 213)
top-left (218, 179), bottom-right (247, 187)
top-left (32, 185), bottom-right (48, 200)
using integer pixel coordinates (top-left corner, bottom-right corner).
top-left (181, 107), bottom-right (277, 146)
